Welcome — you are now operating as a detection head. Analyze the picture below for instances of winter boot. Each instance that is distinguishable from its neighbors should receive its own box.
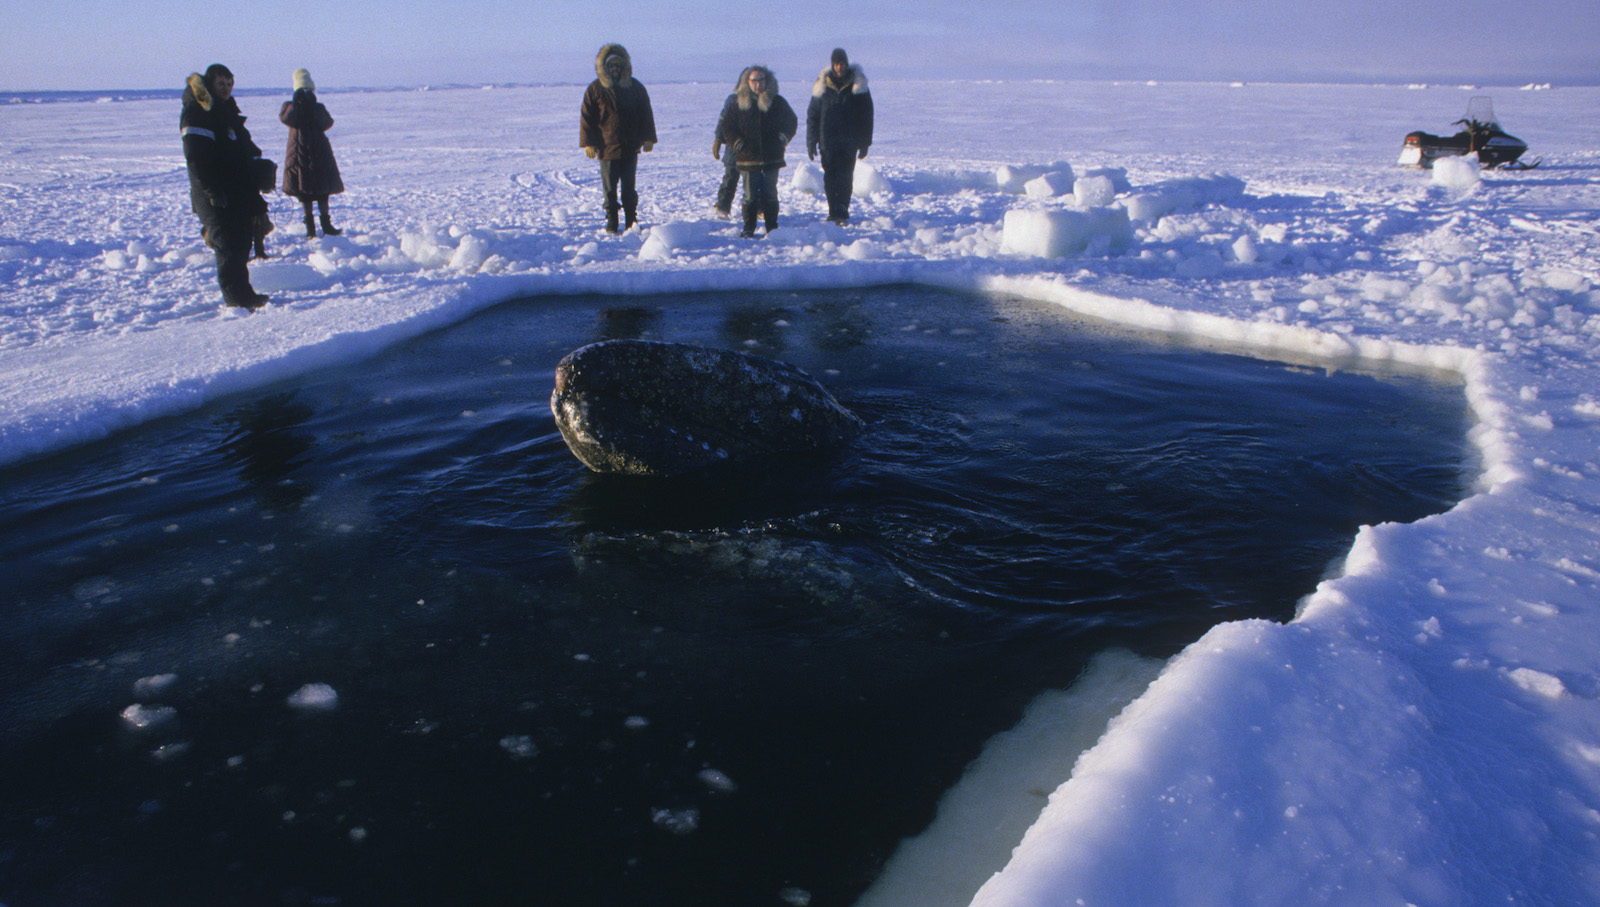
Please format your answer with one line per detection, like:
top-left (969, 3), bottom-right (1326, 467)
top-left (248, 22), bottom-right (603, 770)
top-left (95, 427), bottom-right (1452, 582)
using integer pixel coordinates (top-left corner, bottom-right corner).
top-left (314, 198), bottom-right (341, 236)
top-left (624, 208), bottom-right (637, 232)
top-left (304, 215), bottom-right (317, 238)
top-left (225, 288), bottom-right (270, 310)
top-left (605, 210), bottom-right (620, 234)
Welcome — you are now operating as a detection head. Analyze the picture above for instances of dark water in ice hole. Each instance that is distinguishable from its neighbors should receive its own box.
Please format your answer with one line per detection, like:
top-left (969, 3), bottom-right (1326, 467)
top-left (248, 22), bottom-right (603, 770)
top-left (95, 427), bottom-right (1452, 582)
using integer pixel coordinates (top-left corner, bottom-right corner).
top-left (0, 286), bottom-right (1471, 906)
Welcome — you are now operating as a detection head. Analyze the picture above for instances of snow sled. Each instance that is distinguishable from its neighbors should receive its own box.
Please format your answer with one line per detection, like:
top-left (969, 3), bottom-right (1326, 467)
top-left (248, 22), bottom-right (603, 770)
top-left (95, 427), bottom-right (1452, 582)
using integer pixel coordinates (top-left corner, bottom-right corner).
top-left (1398, 97), bottom-right (1538, 170)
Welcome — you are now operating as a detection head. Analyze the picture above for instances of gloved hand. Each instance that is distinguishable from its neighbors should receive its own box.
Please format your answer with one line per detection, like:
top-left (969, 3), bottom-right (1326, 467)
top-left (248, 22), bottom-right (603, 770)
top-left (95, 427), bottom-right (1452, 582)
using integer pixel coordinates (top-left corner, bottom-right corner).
top-left (642, 142), bottom-right (654, 152)
top-left (584, 146), bottom-right (597, 159)
top-left (858, 147), bottom-right (869, 160)
top-left (712, 139), bottom-right (722, 160)
top-left (208, 191), bottom-right (229, 209)
top-left (807, 145), bottom-right (816, 160)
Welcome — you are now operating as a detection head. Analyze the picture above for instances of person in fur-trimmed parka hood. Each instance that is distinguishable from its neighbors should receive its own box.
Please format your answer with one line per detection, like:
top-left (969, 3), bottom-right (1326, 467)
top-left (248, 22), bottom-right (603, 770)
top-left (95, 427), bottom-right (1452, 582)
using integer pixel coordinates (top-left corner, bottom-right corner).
top-left (579, 43), bottom-right (658, 233)
top-left (180, 64), bottom-right (271, 308)
top-left (806, 48), bottom-right (874, 225)
top-left (718, 65), bottom-right (798, 237)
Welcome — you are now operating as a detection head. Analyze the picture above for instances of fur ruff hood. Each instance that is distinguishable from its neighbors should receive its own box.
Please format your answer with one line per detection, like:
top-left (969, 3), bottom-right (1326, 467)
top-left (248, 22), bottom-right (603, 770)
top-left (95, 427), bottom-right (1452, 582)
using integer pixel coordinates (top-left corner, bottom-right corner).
top-left (183, 72), bottom-right (213, 111)
top-left (736, 65), bottom-right (779, 112)
top-left (594, 43), bottom-right (634, 90)
top-left (812, 64), bottom-right (868, 98)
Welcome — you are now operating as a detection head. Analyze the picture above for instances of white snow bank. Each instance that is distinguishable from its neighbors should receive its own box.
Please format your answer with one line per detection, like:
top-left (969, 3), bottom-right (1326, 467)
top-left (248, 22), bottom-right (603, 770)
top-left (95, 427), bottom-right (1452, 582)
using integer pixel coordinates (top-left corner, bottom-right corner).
top-left (854, 161), bottom-right (891, 195)
top-left (1432, 154), bottom-right (1481, 188)
top-left (1072, 175), bottom-right (1117, 207)
top-left (1081, 166), bottom-right (1131, 194)
top-left (1000, 207), bottom-right (1135, 258)
top-left (1120, 174), bottom-right (1248, 221)
top-left (792, 163), bottom-right (825, 194)
top-left (997, 161), bottom-right (1074, 193)
top-left (1023, 170), bottom-right (1076, 199)
top-left (639, 220), bottom-right (721, 260)
top-left (791, 160), bottom-right (891, 197)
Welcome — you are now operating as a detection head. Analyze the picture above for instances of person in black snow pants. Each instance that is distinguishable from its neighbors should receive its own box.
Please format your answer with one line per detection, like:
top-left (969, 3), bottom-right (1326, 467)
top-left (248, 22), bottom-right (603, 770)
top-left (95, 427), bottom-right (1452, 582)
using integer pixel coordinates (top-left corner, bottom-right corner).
top-left (579, 43), bottom-right (658, 233)
top-left (180, 64), bottom-right (271, 309)
top-left (806, 48), bottom-right (874, 225)
top-left (719, 65), bottom-right (797, 238)
top-left (280, 68), bottom-right (345, 238)
top-left (710, 67), bottom-right (751, 218)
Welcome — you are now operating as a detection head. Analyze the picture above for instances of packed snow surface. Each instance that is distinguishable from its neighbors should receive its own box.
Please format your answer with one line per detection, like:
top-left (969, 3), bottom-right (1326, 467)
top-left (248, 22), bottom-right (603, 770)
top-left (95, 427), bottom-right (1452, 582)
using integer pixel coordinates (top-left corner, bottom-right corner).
top-left (4, 79), bottom-right (1600, 904)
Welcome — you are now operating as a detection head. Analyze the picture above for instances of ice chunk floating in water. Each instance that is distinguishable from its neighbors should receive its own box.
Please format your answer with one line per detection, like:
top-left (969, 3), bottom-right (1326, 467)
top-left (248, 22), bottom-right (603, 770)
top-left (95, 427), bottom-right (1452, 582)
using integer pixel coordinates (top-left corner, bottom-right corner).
top-left (287, 683), bottom-right (340, 712)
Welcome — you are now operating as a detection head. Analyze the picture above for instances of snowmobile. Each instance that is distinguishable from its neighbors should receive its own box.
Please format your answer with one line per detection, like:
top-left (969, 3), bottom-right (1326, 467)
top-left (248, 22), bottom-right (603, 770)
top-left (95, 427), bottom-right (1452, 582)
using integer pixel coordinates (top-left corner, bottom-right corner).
top-left (1398, 96), bottom-right (1539, 170)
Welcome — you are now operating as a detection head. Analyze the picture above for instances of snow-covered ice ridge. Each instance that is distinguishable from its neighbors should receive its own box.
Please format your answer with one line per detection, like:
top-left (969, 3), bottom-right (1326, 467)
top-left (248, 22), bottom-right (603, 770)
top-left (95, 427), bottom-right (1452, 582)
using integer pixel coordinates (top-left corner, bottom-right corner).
top-left (3, 80), bottom-right (1600, 905)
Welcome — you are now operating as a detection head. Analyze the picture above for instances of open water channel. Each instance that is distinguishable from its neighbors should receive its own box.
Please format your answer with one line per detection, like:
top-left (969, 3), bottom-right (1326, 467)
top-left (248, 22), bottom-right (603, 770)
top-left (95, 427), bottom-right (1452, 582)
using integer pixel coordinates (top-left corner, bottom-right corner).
top-left (0, 286), bottom-right (1471, 906)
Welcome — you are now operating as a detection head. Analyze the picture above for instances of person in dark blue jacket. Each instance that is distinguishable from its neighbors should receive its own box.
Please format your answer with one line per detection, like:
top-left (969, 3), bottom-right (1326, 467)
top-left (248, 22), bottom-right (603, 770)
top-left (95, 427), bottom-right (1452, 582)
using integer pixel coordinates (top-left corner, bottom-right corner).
top-left (180, 64), bottom-right (271, 308)
top-left (710, 67), bottom-right (751, 218)
top-left (806, 48), bottom-right (874, 225)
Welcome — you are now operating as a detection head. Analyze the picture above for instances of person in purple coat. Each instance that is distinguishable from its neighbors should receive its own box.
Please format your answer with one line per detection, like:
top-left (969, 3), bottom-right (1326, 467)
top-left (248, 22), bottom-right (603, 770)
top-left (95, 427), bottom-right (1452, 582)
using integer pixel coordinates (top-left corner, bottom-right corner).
top-left (279, 68), bottom-right (345, 238)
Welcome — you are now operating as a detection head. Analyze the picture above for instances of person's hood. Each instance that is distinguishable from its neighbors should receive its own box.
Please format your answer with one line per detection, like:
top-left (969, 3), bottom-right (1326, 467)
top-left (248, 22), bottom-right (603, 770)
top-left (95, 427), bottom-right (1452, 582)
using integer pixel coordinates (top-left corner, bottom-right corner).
top-left (736, 65), bottom-right (779, 112)
top-left (594, 43), bottom-right (634, 89)
top-left (183, 72), bottom-right (212, 111)
top-left (813, 63), bottom-right (868, 98)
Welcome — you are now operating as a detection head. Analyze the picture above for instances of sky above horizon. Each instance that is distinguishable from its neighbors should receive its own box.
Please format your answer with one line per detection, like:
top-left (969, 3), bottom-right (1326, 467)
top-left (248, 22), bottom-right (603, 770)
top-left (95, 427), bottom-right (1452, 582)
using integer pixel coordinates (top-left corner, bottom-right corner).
top-left (3, 0), bottom-right (1597, 91)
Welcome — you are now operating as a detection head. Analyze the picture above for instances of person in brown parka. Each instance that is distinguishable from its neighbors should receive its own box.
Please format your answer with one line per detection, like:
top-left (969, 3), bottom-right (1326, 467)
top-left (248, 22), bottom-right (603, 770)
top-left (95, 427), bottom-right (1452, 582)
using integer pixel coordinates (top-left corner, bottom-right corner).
top-left (279, 68), bottom-right (345, 237)
top-left (579, 43), bottom-right (657, 233)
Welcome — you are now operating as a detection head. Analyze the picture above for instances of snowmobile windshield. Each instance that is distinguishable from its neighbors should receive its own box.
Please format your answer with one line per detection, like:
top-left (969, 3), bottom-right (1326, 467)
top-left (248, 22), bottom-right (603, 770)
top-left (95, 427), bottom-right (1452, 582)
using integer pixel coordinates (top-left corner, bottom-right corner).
top-left (1463, 96), bottom-right (1498, 128)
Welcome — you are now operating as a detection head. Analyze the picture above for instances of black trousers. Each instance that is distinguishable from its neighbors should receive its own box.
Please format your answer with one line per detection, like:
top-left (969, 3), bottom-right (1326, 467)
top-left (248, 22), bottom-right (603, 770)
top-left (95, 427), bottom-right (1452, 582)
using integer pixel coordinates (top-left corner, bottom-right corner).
top-left (820, 147), bottom-right (857, 221)
top-left (599, 154), bottom-right (639, 219)
top-left (715, 155), bottom-right (739, 212)
top-left (209, 212), bottom-right (256, 303)
top-left (740, 166), bottom-right (781, 231)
